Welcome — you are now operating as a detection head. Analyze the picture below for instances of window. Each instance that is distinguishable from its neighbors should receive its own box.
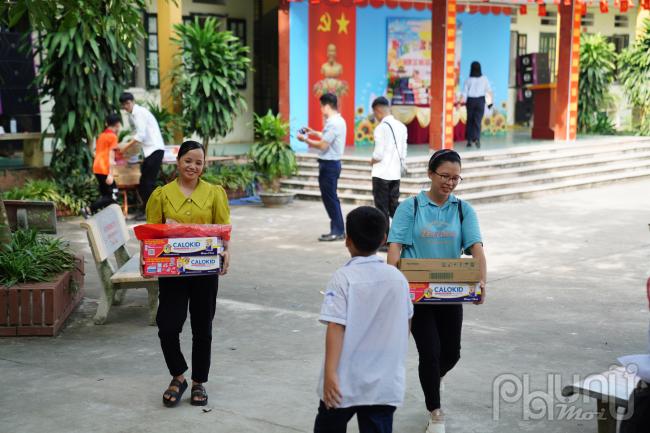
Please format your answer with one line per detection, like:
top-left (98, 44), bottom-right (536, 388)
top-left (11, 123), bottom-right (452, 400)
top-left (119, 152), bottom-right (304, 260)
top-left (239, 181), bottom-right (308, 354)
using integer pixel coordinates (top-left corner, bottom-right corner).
top-left (581, 13), bottom-right (594, 27)
top-left (608, 34), bottom-right (630, 53)
top-left (539, 32), bottom-right (557, 81)
top-left (615, 15), bottom-right (629, 28)
top-left (517, 34), bottom-right (528, 56)
top-left (144, 13), bottom-right (159, 89)
top-left (227, 18), bottom-right (247, 89)
top-left (540, 11), bottom-right (557, 26)
top-left (185, 13), bottom-right (227, 29)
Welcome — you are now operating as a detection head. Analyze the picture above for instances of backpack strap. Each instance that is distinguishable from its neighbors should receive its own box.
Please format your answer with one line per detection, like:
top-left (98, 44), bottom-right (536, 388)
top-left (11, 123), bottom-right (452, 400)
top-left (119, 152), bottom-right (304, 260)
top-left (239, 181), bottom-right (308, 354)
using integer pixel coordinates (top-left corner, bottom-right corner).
top-left (458, 199), bottom-right (464, 225)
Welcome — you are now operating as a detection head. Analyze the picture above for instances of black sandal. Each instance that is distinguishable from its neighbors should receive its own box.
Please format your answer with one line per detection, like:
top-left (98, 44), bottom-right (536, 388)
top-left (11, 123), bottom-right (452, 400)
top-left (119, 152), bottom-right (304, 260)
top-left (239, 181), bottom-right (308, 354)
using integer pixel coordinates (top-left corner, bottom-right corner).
top-left (162, 378), bottom-right (188, 408)
top-left (191, 384), bottom-right (208, 406)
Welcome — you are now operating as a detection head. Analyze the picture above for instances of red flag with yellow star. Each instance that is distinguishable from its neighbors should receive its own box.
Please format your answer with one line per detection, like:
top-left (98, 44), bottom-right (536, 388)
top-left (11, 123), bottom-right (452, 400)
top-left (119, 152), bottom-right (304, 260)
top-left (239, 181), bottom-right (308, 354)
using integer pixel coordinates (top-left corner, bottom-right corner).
top-left (309, 3), bottom-right (356, 146)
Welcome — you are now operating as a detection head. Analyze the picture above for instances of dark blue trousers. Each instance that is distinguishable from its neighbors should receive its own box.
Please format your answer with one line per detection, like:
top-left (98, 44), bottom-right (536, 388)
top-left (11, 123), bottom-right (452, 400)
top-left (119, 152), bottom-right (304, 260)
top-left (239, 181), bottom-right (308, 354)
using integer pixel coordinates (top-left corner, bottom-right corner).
top-left (314, 401), bottom-right (396, 433)
top-left (318, 159), bottom-right (344, 235)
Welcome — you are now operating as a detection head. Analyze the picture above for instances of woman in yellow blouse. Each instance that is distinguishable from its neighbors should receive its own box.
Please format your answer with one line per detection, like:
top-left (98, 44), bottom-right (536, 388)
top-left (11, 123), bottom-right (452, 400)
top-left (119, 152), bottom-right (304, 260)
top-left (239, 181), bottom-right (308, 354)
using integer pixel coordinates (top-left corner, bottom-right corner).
top-left (146, 140), bottom-right (231, 408)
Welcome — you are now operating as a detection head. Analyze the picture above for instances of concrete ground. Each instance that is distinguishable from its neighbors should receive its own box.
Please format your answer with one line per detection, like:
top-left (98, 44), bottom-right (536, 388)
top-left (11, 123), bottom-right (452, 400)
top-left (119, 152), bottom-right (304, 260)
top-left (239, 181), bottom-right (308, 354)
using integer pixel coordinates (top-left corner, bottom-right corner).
top-left (1, 180), bottom-right (650, 433)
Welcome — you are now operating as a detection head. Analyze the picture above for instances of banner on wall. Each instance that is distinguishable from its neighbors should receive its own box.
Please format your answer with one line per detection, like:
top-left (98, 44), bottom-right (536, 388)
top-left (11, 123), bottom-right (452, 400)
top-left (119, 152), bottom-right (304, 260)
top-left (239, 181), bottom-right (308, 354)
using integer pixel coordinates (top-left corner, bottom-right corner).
top-left (308, 3), bottom-right (356, 145)
top-left (386, 18), bottom-right (431, 106)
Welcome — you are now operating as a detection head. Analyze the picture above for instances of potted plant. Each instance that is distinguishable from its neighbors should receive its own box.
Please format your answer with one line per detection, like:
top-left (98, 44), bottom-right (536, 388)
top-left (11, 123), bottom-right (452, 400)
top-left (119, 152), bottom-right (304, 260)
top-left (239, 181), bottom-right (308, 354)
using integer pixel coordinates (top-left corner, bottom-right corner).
top-left (0, 230), bottom-right (84, 336)
top-left (202, 163), bottom-right (257, 199)
top-left (250, 111), bottom-right (297, 207)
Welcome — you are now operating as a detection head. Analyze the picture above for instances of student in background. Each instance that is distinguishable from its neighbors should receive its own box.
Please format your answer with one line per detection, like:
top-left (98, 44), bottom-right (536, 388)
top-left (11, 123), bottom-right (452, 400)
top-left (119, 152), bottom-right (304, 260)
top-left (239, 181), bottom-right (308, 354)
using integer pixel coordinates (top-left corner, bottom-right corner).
top-left (461, 61), bottom-right (492, 149)
top-left (85, 113), bottom-right (121, 216)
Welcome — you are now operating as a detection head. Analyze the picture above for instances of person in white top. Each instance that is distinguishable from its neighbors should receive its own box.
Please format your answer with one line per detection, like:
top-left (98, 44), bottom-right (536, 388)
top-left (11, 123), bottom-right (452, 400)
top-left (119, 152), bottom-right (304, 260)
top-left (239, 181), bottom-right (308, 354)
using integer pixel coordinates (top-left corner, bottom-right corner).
top-left (370, 97), bottom-right (408, 249)
top-left (461, 62), bottom-right (493, 149)
top-left (119, 92), bottom-right (166, 221)
top-left (314, 206), bottom-right (413, 433)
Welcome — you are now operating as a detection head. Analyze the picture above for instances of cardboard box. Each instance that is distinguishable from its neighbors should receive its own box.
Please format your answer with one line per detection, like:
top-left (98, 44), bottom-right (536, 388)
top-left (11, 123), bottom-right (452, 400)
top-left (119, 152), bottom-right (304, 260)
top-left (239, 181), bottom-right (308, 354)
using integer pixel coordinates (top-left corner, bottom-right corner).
top-left (409, 282), bottom-right (482, 304)
top-left (399, 258), bottom-right (480, 282)
top-left (398, 258), bottom-right (481, 304)
top-left (142, 237), bottom-right (224, 259)
top-left (140, 237), bottom-right (224, 277)
top-left (142, 255), bottom-right (222, 277)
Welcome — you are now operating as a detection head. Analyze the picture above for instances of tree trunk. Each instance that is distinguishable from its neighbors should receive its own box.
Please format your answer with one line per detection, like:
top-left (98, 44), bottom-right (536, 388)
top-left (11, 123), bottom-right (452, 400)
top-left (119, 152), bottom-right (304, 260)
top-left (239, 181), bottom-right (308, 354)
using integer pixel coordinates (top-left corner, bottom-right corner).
top-left (202, 137), bottom-right (210, 158)
top-left (0, 193), bottom-right (11, 248)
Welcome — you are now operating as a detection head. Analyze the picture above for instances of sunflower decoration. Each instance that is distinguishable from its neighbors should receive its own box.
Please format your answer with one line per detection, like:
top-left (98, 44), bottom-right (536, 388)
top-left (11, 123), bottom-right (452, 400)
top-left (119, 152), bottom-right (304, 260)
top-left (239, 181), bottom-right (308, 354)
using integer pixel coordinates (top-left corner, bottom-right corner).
top-left (356, 106), bottom-right (365, 116)
top-left (493, 113), bottom-right (507, 132)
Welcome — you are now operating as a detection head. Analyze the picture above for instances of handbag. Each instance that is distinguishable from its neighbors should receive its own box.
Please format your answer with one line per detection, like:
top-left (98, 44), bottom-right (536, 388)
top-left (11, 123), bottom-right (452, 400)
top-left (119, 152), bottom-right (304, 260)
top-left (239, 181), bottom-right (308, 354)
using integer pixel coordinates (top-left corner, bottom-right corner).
top-left (384, 121), bottom-right (408, 177)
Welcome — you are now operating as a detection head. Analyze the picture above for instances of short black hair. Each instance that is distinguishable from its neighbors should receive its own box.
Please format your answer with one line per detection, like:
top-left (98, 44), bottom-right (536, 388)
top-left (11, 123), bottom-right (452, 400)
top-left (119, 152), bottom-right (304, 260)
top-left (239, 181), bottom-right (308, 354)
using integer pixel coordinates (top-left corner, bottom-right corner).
top-left (178, 140), bottom-right (205, 160)
top-left (346, 206), bottom-right (388, 254)
top-left (470, 61), bottom-right (482, 78)
top-left (371, 96), bottom-right (390, 109)
top-left (319, 93), bottom-right (338, 110)
top-left (119, 92), bottom-right (134, 104)
top-left (105, 113), bottom-right (121, 127)
top-left (428, 149), bottom-right (462, 172)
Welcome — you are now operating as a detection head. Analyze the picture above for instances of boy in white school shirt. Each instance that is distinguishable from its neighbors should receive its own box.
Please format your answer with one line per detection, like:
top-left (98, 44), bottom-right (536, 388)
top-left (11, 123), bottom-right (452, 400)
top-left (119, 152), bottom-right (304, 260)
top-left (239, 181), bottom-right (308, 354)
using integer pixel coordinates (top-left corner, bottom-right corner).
top-left (314, 206), bottom-right (413, 433)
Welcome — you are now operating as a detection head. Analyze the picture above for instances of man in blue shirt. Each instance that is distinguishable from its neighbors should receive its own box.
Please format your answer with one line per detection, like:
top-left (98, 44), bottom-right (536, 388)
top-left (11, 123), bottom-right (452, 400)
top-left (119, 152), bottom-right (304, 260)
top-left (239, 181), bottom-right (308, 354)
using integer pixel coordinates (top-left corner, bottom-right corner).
top-left (298, 93), bottom-right (346, 241)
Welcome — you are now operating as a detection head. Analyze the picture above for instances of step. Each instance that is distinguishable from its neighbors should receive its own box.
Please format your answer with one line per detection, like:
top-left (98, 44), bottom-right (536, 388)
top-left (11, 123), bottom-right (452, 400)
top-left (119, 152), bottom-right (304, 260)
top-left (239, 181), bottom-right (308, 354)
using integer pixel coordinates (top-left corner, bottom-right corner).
top-left (291, 150), bottom-right (650, 185)
top-left (285, 169), bottom-right (650, 205)
top-left (284, 159), bottom-right (650, 195)
top-left (406, 141), bottom-right (650, 174)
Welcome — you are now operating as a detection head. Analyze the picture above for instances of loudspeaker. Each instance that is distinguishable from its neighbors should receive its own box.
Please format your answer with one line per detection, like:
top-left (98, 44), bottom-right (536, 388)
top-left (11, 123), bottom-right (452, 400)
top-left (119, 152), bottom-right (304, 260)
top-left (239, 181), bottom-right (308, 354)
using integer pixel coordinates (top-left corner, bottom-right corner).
top-left (0, 88), bottom-right (40, 115)
top-left (517, 53), bottom-right (550, 86)
top-left (0, 61), bottom-right (37, 88)
top-left (515, 88), bottom-right (533, 124)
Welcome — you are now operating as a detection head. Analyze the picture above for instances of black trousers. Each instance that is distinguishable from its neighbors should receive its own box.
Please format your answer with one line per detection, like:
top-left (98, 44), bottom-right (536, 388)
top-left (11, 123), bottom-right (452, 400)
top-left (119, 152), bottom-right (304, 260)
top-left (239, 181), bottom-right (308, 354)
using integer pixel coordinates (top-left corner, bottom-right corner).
top-left (410, 304), bottom-right (463, 411)
top-left (139, 149), bottom-right (164, 208)
top-left (620, 382), bottom-right (650, 433)
top-left (466, 96), bottom-right (485, 144)
top-left (314, 401), bottom-right (396, 433)
top-left (372, 177), bottom-right (400, 234)
top-left (318, 159), bottom-right (344, 235)
top-left (90, 174), bottom-right (118, 214)
top-left (156, 274), bottom-right (218, 383)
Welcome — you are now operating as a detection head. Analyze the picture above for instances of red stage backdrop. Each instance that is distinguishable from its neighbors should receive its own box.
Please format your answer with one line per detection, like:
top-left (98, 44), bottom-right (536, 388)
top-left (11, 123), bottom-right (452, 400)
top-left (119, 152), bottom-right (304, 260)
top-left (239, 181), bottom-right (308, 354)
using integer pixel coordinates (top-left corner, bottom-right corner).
top-left (309, 3), bottom-right (356, 146)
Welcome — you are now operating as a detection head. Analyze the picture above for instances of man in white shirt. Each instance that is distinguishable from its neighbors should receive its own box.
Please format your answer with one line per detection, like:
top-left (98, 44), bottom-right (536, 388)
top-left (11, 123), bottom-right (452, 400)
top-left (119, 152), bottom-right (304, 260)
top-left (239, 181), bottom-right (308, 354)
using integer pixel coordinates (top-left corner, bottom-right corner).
top-left (297, 93), bottom-right (346, 242)
top-left (370, 97), bottom-right (407, 248)
top-left (119, 92), bottom-right (166, 221)
top-left (314, 206), bottom-right (413, 433)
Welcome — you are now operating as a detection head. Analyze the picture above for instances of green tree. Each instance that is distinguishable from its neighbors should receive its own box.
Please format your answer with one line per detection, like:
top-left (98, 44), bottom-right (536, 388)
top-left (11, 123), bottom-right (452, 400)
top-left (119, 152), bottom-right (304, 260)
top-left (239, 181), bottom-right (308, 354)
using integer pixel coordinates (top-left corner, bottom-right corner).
top-left (578, 33), bottom-right (617, 133)
top-left (619, 18), bottom-right (650, 135)
top-left (1, 0), bottom-right (146, 176)
top-left (172, 17), bottom-right (251, 155)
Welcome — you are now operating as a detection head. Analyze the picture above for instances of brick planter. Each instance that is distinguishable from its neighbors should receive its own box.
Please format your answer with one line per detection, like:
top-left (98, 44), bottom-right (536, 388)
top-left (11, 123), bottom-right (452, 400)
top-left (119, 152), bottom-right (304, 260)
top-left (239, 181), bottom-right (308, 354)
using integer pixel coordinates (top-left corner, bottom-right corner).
top-left (0, 257), bottom-right (85, 337)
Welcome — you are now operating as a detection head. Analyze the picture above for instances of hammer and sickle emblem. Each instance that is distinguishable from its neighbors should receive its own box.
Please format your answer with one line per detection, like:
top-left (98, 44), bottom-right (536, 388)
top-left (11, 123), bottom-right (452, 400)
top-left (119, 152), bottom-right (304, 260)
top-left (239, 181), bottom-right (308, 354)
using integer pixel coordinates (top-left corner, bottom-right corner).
top-left (317, 13), bottom-right (332, 32)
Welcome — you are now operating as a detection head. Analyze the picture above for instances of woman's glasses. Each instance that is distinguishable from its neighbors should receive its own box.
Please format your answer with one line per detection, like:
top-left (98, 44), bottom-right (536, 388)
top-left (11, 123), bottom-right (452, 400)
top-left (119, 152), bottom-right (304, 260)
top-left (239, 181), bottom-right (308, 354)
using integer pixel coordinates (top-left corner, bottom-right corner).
top-left (433, 171), bottom-right (463, 185)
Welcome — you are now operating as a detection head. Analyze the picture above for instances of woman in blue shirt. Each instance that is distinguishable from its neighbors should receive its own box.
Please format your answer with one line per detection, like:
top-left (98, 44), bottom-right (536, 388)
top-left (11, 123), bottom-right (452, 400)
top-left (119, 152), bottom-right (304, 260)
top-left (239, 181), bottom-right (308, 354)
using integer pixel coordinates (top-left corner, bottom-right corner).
top-left (387, 149), bottom-right (487, 433)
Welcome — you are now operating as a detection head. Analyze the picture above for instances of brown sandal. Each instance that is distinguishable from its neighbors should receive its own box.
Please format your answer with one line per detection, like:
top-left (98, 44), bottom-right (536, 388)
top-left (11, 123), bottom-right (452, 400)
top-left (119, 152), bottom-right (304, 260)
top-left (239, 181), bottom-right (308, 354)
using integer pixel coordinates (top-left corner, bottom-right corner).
top-left (162, 378), bottom-right (188, 407)
top-left (191, 384), bottom-right (208, 406)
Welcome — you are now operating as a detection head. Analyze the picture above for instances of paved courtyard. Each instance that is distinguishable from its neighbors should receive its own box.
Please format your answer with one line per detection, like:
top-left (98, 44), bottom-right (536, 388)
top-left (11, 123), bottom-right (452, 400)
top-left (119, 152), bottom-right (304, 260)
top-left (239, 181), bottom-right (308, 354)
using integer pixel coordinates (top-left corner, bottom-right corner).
top-left (1, 179), bottom-right (650, 433)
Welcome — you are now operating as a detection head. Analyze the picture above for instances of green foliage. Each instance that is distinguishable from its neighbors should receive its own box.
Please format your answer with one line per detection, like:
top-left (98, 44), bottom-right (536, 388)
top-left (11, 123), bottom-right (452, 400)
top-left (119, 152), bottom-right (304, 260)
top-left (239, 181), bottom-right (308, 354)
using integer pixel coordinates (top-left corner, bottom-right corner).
top-left (619, 18), bottom-right (650, 135)
top-left (589, 112), bottom-right (617, 135)
top-left (0, 230), bottom-right (75, 287)
top-left (0, 193), bottom-right (11, 249)
top-left (4, 178), bottom-right (97, 216)
top-left (0, 0), bottom-right (146, 176)
top-left (250, 111), bottom-right (296, 191)
top-left (144, 101), bottom-right (184, 145)
top-left (202, 163), bottom-right (257, 191)
top-left (578, 33), bottom-right (617, 133)
top-left (172, 17), bottom-right (251, 154)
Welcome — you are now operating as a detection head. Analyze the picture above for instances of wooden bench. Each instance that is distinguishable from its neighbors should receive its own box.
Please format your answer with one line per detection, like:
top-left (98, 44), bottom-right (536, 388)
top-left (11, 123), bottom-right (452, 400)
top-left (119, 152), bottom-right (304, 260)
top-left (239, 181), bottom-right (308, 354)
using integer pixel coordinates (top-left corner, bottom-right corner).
top-left (3, 199), bottom-right (57, 233)
top-left (80, 204), bottom-right (158, 325)
top-left (562, 366), bottom-right (641, 433)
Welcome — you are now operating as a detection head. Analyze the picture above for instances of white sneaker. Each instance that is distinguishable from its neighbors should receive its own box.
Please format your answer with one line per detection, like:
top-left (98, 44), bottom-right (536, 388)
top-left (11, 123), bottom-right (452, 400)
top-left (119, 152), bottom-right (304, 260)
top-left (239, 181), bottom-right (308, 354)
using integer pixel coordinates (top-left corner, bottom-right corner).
top-left (425, 409), bottom-right (445, 433)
